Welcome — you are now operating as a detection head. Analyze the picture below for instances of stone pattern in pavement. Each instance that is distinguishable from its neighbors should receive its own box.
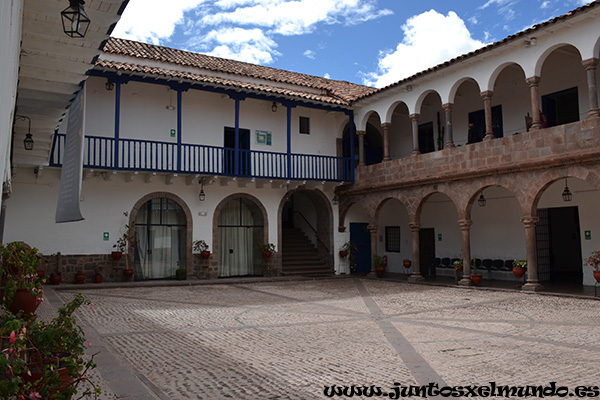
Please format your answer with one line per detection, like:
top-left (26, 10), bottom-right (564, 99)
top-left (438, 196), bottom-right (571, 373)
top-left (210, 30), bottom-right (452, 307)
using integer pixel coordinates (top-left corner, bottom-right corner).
top-left (48, 277), bottom-right (600, 399)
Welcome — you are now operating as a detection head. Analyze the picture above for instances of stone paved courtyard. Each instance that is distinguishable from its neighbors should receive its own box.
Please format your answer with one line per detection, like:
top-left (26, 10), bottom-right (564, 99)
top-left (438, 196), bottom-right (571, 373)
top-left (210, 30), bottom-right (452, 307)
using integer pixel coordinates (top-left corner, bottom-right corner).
top-left (40, 277), bottom-right (600, 399)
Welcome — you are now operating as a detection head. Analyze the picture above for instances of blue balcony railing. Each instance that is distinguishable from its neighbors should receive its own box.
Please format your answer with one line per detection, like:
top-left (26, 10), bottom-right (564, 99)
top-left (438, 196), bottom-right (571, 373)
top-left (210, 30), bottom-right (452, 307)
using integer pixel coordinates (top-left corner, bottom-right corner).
top-left (49, 134), bottom-right (352, 182)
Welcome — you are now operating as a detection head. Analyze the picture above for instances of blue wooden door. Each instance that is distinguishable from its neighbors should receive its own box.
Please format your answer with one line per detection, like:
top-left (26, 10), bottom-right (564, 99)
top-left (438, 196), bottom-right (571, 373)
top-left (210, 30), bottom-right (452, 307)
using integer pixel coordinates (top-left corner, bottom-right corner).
top-left (350, 222), bottom-right (371, 274)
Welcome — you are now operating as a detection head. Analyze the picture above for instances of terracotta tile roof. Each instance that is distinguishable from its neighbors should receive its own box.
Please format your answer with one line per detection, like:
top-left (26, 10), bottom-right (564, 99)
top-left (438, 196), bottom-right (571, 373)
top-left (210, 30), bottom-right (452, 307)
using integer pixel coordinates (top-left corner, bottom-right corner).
top-left (98, 38), bottom-right (376, 106)
top-left (356, 0), bottom-right (600, 101)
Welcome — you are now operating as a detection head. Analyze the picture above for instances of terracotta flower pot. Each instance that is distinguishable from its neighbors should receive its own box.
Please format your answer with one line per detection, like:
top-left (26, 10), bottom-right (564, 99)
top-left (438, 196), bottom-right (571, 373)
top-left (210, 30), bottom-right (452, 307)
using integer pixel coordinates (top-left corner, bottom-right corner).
top-left (37, 270), bottom-right (45, 279)
top-left (74, 273), bottom-right (86, 284)
top-left (376, 266), bottom-right (385, 278)
top-left (94, 274), bottom-right (103, 283)
top-left (339, 250), bottom-right (348, 258)
top-left (8, 288), bottom-right (42, 315)
top-left (201, 250), bottom-right (211, 260)
top-left (20, 365), bottom-right (75, 396)
top-left (403, 260), bottom-right (411, 268)
top-left (262, 250), bottom-right (272, 260)
top-left (112, 251), bottom-right (123, 261)
top-left (49, 275), bottom-right (62, 285)
top-left (470, 274), bottom-right (483, 285)
top-left (593, 270), bottom-right (600, 283)
top-left (513, 267), bottom-right (526, 278)
top-left (124, 268), bottom-right (134, 279)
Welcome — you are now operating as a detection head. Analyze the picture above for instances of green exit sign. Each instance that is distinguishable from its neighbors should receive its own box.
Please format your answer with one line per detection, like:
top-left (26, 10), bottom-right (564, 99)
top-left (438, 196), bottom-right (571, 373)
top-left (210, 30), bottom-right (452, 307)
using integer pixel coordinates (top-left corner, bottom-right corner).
top-left (170, 129), bottom-right (176, 137)
top-left (585, 230), bottom-right (591, 240)
top-left (103, 232), bottom-right (109, 241)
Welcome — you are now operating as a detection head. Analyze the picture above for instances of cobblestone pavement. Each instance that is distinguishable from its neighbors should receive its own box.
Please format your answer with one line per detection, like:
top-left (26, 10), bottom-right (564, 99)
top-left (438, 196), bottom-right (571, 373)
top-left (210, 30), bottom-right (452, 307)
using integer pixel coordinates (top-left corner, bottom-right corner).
top-left (42, 277), bottom-right (600, 399)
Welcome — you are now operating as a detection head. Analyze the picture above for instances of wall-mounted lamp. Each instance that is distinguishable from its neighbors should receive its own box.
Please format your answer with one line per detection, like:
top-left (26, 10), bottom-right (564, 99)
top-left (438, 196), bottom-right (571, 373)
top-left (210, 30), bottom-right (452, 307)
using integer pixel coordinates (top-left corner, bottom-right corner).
top-left (477, 193), bottom-right (486, 207)
top-left (332, 194), bottom-right (339, 206)
top-left (16, 115), bottom-right (34, 151)
top-left (61, 0), bottom-right (91, 38)
top-left (562, 178), bottom-right (572, 202)
top-left (105, 80), bottom-right (115, 91)
top-left (199, 178), bottom-right (206, 201)
top-left (271, 102), bottom-right (278, 112)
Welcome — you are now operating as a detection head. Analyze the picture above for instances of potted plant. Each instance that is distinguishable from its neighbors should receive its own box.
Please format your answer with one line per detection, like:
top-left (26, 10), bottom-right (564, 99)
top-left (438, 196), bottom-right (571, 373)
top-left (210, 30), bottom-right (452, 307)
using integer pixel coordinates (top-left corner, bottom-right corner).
top-left (0, 293), bottom-right (101, 399)
top-left (74, 270), bottom-right (86, 284)
top-left (585, 251), bottom-right (600, 283)
top-left (94, 267), bottom-right (103, 284)
top-left (49, 272), bottom-right (62, 285)
top-left (0, 242), bottom-right (44, 316)
top-left (115, 211), bottom-right (137, 280)
top-left (193, 240), bottom-right (211, 260)
top-left (258, 243), bottom-right (276, 260)
top-left (176, 268), bottom-right (187, 280)
top-left (339, 241), bottom-right (356, 258)
top-left (373, 254), bottom-right (386, 277)
top-left (403, 259), bottom-right (412, 268)
top-left (512, 259), bottom-right (527, 278)
top-left (470, 257), bottom-right (482, 285)
top-left (453, 259), bottom-right (463, 284)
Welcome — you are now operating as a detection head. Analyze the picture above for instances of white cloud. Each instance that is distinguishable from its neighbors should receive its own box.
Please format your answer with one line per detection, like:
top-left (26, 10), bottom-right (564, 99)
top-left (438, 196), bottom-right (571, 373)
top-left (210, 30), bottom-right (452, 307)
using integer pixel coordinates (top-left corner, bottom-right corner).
top-left (540, 1), bottom-right (550, 9)
top-left (201, 0), bottom-right (392, 36)
top-left (303, 49), bottom-right (316, 59)
top-left (363, 10), bottom-right (486, 88)
top-left (112, 0), bottom-right (207, 44)
top-left (203, 27), bottom-right (280, 64)
top-left (112, 0), bottom-right (392, 66)
top-left (324, 73), bottom-right (331, 79)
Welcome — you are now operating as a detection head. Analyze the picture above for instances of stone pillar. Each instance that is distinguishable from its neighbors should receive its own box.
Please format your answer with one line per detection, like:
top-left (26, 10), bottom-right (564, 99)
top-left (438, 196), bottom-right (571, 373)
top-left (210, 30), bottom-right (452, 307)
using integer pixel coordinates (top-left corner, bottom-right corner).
top-left (458, 219), bottom-right (473, 286)
top-left (410, 114), bottom-right (420, 156)
top-left (442, 103), bottom-right (454, 147)
top-left (521, 216), bottom-right (543, 291)
top-left (582, 58), bottom-right (600, 119)
top-left (408, 222), bottom-right (424, 282)
top-left (357, 130), bottom-right (366, 166)
top-left (526, 77), bottom-right (542, 130)
top-left (481, 91), bottom-right (495, 141)
top-left (367, 224), bottom-right (378, 276)
top-left (381, 123), bottom-right (391, 161)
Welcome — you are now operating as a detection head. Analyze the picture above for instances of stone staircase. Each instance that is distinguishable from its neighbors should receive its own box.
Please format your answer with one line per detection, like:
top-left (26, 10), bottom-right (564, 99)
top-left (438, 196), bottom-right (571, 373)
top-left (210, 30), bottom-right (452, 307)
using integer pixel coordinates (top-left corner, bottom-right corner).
top-left (281, 228), bottom-right (333, 276)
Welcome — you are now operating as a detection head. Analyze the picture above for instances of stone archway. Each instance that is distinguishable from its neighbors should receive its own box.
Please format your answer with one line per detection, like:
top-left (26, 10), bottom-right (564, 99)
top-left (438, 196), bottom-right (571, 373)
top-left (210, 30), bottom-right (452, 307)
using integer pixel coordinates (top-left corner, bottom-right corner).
top-left (129, 192), bottom-right (194, 277)
top-left (212, 193), bottom-right (269, 277)
top-left (277, 189), bottom-right (334, 274)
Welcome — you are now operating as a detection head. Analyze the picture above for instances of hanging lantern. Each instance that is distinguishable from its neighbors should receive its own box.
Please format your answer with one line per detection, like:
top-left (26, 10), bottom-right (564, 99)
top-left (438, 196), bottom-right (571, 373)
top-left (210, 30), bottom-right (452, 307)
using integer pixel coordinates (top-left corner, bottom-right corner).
top-left (562, 178), bottom-right (572, 202)
top-left (61, 0), bottom-right (91, 38)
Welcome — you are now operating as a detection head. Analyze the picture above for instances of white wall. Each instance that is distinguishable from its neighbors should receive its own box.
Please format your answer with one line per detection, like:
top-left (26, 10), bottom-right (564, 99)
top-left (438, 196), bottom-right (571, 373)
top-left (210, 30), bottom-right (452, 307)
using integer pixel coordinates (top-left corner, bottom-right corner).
top-left (84, 76), bottom-right (345, 158)
top-left (0, 0), bottom-right (22, 201)
top-left (421, 193), bottom-right (461, 258)
top-left (376, 199), bottom-right (411, 273)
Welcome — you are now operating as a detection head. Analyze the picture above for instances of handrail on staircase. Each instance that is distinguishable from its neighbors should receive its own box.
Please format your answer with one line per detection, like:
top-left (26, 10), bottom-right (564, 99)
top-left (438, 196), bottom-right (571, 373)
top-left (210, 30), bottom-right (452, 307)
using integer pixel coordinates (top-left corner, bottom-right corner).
top-left (293, 211), bottom-right (330, 253)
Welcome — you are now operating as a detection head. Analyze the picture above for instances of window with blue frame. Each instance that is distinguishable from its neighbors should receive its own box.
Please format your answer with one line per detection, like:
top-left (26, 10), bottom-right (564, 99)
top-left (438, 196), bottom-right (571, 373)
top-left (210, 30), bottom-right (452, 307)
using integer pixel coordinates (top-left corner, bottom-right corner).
top-left (385, 226), bottom-right (400, 252)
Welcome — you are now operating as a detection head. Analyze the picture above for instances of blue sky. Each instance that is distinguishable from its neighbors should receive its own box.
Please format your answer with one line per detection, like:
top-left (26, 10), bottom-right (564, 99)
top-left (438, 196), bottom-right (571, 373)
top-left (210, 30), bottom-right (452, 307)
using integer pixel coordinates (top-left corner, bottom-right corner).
top-left (112, 0), bottom-right (590, 87)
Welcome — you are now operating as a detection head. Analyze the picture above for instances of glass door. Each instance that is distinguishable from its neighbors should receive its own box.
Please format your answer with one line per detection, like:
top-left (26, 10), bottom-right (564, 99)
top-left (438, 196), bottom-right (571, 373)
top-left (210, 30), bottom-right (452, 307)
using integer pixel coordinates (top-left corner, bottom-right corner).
top-left (134, 198), bottom-right (186, 279)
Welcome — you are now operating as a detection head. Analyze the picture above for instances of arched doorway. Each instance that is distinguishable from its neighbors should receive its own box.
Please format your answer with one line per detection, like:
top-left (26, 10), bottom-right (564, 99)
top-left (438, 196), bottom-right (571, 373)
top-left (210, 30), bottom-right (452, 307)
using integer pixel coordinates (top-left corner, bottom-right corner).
top-left (217, 196), bottom-right (265, 277)
top-left (280, 189), bottom-right (333, 275)
top-left (134, 197), bottom-right (187, 280)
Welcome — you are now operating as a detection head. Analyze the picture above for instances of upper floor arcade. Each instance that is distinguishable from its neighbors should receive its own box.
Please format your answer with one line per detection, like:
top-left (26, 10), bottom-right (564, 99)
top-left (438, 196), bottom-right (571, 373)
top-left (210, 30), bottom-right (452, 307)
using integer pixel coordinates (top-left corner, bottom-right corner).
top-left (348, 2), bottom-right (600, 174)
top-left (46, 38), bottom-right (374, 184)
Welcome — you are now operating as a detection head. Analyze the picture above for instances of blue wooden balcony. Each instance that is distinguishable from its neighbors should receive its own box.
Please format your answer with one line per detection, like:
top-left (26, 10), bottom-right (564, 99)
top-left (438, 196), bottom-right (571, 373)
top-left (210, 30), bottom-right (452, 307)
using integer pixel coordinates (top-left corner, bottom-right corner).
top-left (49, 134), bottom-right (353, 182)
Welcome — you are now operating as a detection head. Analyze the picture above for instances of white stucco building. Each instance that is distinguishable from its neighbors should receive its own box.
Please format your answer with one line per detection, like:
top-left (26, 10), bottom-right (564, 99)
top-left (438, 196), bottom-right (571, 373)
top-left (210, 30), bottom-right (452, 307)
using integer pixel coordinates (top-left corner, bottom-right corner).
top-left (3, 0), bottom-right (600, 290)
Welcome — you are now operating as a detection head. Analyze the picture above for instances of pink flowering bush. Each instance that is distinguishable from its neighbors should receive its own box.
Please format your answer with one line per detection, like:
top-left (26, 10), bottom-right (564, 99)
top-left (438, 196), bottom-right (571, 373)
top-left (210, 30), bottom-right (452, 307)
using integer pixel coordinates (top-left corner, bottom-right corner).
top-left (0, 242), bottom-right (44, 310)
top-left (585, 250), bottom-right (600, 270)
top-left (0, 294), bottom-right (101, 399)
